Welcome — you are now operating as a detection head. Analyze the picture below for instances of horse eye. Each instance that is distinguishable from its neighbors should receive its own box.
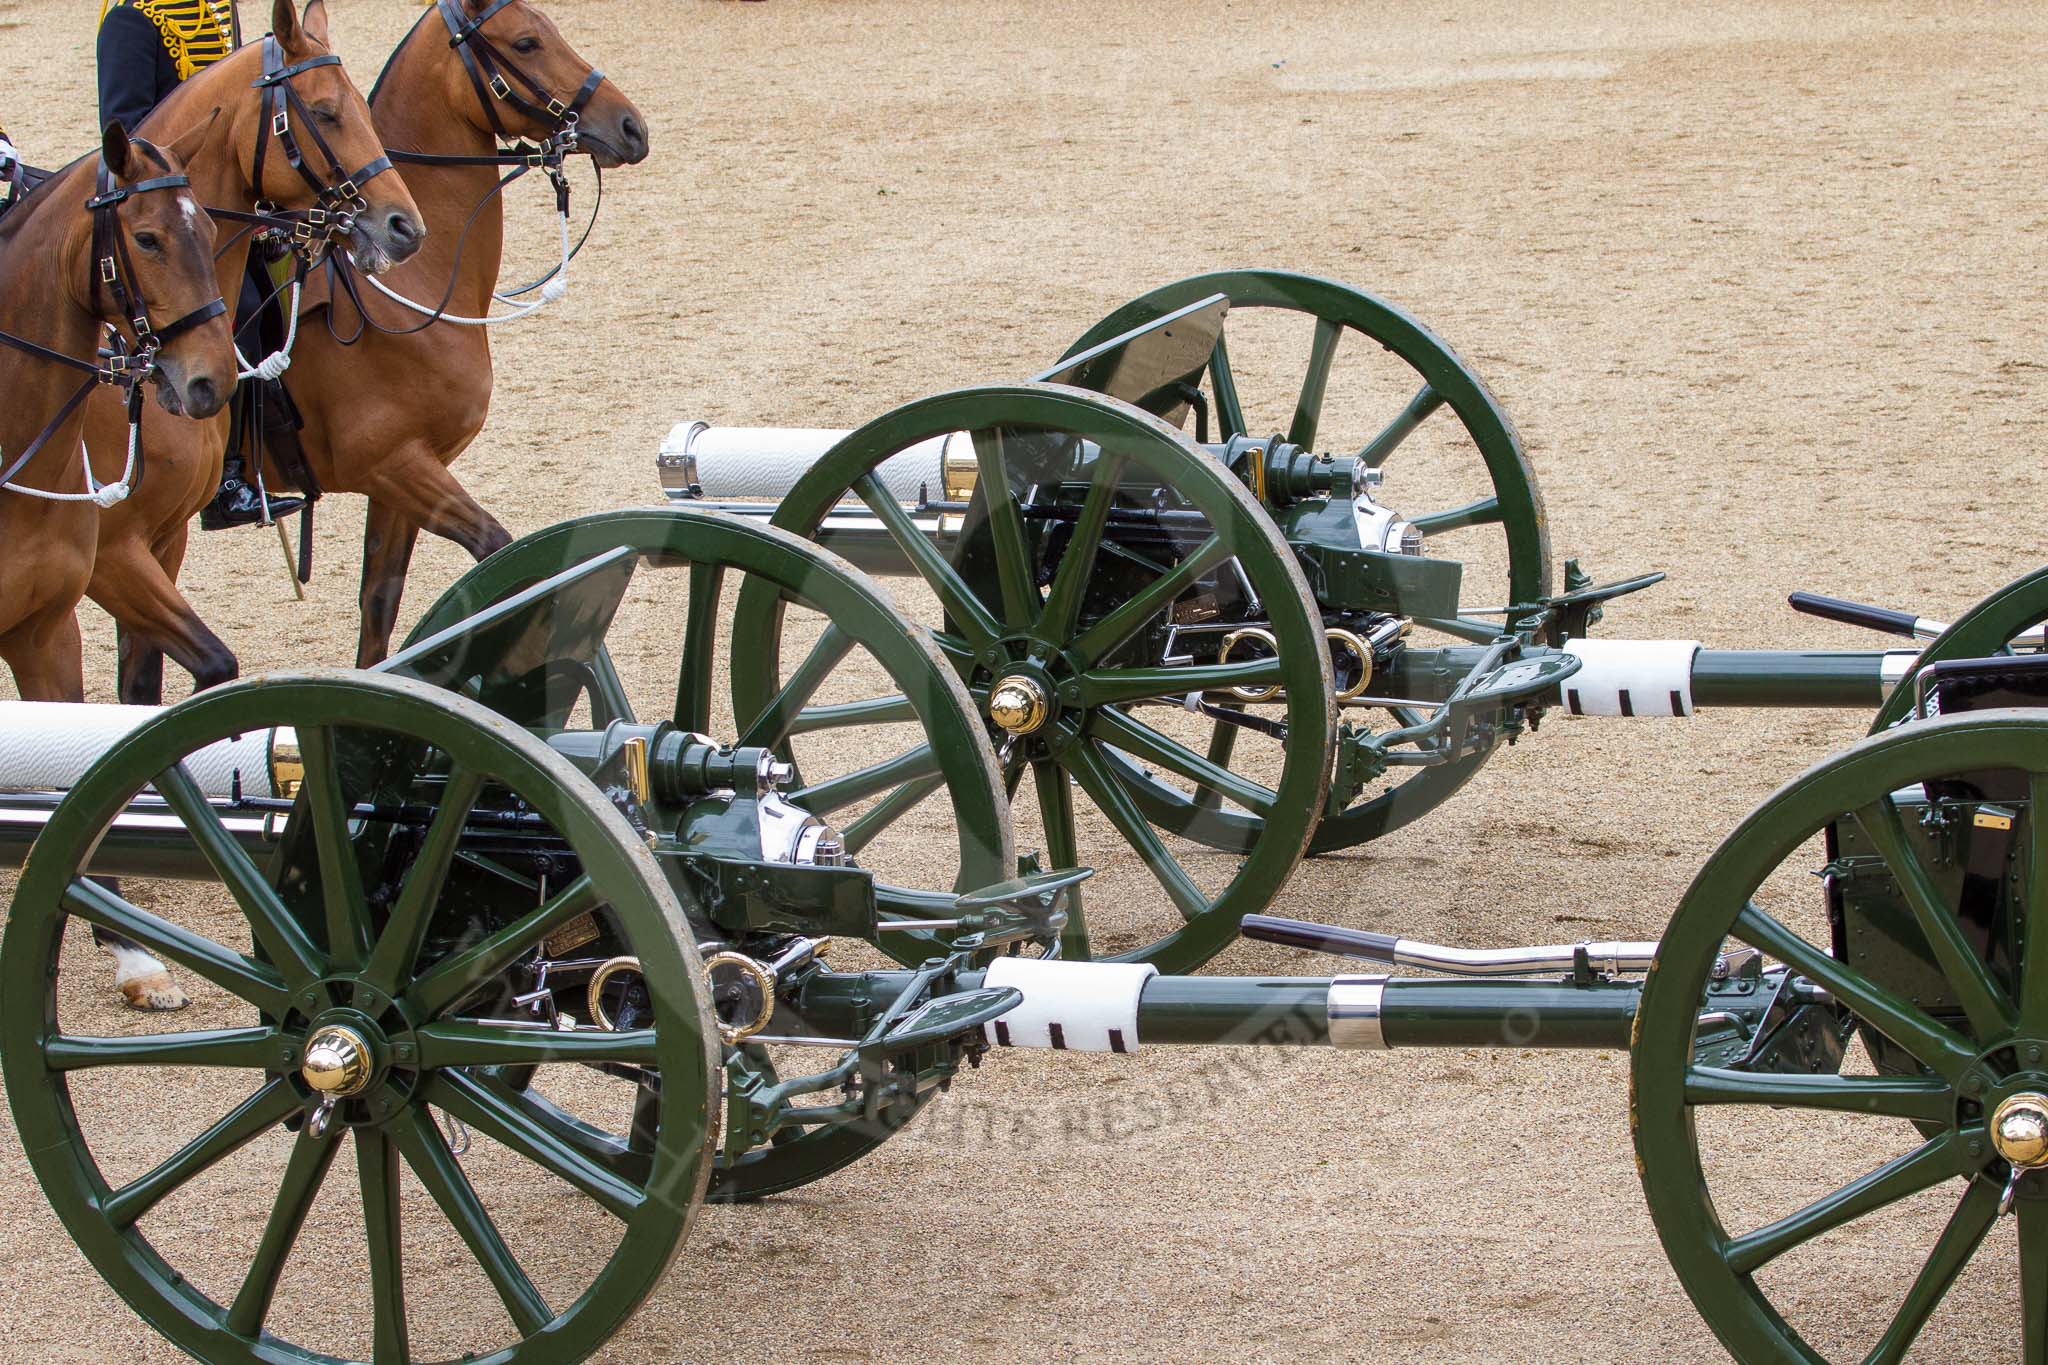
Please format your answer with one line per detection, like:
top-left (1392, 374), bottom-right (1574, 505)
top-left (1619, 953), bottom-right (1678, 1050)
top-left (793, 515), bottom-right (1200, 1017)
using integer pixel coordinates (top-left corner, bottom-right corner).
top-left (132, 231), bottom-right (162, 252)
top-left (512, 37), bottom-right (542, 53)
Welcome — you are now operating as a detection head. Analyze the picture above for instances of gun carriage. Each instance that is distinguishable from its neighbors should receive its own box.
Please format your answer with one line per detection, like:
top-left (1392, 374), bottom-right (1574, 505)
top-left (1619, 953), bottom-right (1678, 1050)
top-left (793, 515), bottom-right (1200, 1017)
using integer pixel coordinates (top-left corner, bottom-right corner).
top-left (2, 275), bottom-right (2046, 1362)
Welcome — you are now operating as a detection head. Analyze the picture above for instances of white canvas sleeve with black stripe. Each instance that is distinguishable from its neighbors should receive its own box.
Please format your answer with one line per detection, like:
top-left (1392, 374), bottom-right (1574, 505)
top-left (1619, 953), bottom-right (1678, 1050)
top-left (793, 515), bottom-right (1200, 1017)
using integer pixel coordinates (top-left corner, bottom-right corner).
top-left (979, 957), bottom-right (1158, 1054)
top-left (1559, 638), bottom-right (1702, 717)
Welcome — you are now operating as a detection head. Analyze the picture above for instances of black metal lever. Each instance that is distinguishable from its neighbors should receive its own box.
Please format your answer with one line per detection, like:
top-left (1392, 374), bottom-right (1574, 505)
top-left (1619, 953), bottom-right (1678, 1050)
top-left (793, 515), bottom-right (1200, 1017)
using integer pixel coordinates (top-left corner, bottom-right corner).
top-left (1240, 914), bottom-right (1398, 964)
top-left (1787, 591), bottom-right (1920, 639)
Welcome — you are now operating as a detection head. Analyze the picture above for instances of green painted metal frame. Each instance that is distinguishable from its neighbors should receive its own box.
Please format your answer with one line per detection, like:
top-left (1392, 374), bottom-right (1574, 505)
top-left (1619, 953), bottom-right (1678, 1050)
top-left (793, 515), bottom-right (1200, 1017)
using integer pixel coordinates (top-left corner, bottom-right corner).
top-left (736, 381), bottom-right (1336, 975)
top-left (0, 672), bottom-right (721, 1365)
top-left (1633, 711), bottom-right (2048, 1365)
top-left (1062, 270), bottom-right (1554, 856)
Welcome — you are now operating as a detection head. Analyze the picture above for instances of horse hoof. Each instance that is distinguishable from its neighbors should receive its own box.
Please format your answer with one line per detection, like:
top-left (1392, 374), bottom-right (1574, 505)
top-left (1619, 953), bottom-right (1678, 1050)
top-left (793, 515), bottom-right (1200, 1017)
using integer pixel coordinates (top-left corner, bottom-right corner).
top-left (119, 971), bottom-right (189, 1012)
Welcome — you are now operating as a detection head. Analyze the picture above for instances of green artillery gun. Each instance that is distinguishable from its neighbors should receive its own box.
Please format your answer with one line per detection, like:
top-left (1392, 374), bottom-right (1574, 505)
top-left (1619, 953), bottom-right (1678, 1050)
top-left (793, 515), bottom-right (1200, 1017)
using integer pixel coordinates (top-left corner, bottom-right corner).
top-left (654, 269), bottom-right (1966, 973)
top-left (2, 499), bottom-right (2045, 1363)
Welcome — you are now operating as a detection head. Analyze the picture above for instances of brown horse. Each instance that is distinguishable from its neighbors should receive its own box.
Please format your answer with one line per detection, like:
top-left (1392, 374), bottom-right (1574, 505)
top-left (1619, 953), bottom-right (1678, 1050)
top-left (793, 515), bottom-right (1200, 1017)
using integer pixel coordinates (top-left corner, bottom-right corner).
top-left (83, 0), bottom-right (426, 705)
top-left (99, 0), bottom-right (649, 701)
top-left (0, 123), bottom-right (235, 707)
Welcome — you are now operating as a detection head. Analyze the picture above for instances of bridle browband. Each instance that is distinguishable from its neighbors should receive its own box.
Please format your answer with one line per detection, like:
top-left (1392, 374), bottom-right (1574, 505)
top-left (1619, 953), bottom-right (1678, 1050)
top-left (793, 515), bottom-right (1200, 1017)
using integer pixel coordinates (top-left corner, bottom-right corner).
top-left (0, 148), bottom-right (227, 495)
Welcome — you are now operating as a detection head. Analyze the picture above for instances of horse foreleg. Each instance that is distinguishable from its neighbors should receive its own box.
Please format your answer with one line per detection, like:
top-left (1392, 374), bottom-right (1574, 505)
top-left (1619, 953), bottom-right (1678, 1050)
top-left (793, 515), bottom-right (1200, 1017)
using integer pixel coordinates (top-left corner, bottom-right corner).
top-left (359, 447), bottom-right (513, 562)
top-left (91, 533), bottom-right (239, 703)
top-left (0, 607), bottom-right (87, 702)
top-left (357, 499), bottom-right (423, 668)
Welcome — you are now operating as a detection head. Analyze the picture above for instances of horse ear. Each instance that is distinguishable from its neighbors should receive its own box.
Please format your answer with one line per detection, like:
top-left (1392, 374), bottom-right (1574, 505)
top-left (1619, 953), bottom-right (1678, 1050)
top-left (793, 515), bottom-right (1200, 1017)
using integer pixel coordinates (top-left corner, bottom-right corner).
top-left (301, 0), bottom-right (330, 46)
top-left (102, 121), bottom-right (133, 180)
top-left (272, 0), bottom-right (304, 53)
top-left (162, 112), bottom-right (217, 169)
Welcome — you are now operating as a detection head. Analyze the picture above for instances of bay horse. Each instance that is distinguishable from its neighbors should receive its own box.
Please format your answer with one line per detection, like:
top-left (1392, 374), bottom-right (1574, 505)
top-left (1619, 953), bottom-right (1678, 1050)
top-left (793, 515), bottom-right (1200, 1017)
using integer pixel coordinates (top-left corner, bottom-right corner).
top-left (83, 0), bottom-right (427, 706)
top-left (102, 0), bottom-right (650, 702)
top-left (0, 122), bottom-right (234, 706)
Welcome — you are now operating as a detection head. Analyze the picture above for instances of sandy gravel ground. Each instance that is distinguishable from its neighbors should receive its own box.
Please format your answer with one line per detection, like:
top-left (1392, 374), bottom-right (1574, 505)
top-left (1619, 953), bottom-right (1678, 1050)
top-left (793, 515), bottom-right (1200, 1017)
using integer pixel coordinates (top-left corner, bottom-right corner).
top-left (2, 0), bottom-right (2046, 1361)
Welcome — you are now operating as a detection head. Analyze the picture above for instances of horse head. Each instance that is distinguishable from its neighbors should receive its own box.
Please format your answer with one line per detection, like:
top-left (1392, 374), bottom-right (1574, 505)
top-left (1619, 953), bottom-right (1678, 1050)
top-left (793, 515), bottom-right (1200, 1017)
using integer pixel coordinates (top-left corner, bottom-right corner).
top-left (221, 0), bottom-right (428, 273)
top-left (95, 124), bottom-right (235, 419)
top-left (435, 0), bottom-right (649, 168)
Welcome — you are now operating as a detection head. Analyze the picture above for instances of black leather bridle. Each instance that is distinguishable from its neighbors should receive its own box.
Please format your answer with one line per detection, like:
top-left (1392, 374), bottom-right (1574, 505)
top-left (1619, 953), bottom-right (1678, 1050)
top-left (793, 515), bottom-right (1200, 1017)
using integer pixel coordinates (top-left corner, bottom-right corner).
top-left (0, 149), bottom-right (227, 490)
top-left (209, 34), bottom-right (399, 263)
top-left (325, 0), bottom-right (608, 338)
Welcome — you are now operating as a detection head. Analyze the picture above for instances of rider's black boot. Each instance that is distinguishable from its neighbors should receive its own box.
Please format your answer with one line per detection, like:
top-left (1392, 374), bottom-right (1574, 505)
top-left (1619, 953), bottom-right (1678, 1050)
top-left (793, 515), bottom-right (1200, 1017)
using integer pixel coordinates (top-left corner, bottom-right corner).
top-left (200, 451), bottom-right (303, 530)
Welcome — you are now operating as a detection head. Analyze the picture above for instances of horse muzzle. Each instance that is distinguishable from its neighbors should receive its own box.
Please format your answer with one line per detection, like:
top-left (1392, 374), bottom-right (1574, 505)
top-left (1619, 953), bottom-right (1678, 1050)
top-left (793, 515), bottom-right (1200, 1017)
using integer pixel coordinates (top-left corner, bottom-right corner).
top-left (348, 206), bottom-right (428, 275)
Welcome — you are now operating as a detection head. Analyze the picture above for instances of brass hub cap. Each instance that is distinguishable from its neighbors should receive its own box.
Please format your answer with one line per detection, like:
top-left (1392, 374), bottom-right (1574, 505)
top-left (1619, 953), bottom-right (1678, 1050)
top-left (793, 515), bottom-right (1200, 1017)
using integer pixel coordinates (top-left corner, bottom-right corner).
top-left (987, 674), bottom-right (1050, 735)
top-left (1992, 1092), bottom-right (2048, 1169)
top-left (301, 1024), bottom-right (373, 1099)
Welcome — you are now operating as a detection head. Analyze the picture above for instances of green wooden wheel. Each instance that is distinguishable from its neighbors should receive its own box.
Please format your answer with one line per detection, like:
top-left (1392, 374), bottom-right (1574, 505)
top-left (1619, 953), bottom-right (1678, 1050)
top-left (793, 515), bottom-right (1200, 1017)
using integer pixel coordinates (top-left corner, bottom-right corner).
top-left (1633, 712), bottom-right (2048, 1364)
top-left (1066, 269), bottom-right (1552, 856)
top-left (404, 508), bottom-right (1013, 1202)
top-left (736, 382), bottom-right (1335, 975)
top-left (1, 671), bottom-right (719, 1365)
top-left (1870, 565), bottom-right (2048, 732)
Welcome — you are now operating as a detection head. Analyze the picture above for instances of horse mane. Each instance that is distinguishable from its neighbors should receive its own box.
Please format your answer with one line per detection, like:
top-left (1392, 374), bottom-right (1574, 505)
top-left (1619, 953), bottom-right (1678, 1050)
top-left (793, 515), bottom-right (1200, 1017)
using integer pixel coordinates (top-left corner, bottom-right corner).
top-left (368, 3), bottom-right (437, 107)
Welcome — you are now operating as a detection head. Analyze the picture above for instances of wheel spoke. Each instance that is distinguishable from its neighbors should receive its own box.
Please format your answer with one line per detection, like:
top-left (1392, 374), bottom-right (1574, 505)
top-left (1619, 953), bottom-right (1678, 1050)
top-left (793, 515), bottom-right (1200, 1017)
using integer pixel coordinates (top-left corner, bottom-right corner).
top-left (970, 429), bottom-right (1042, 627)
top-left (790, 745), bottom-right (938, 817)
top-left (1410, 495), bottom-right (1503, 537)
top-left (391, 1108), bottom-right (552, 1336)
top-left (1854, 796), bottom-right (2017, 1042)
top-left (2024, 776), bottom-right (2048, 1036)
top-left (102, 1079), bottom-right (300, 1229)
top-left (2021, 1198), bottom-right (2047, 1365)
top-left (357, 1132), bottom-right (410, 1365)
top-left (1735, 902), bottom-right (1980, 1082)
top-left (46, 1025), bottom-right (282, 1071)
top-left (674, 563), bottom-right (725, 731)
top-left (1863, 1178), bottom-right (2001, 1365)
top-left (1208, 332), bottom-right (1247, 440)
top-left (1039, 451), bottom-right (1127, 639)
top-left (1192, 711), bottom-right (1240, 814)
top-left (1068, 533), bottom-right (1230, 665)
top-left (224, 1125), bottom-right (341, 1337)
top-left (1287, 316), bottom-right (1342, 450)
top-left (424, 1070), bottom-right (646, 1220)
top-left (1075, 657), bottom-right (1284, 709)
top-left (1684, 1067), bottom-right (1954, 1124)
top-left (738, 624), bottom-right (854, 747)
top-left (1089, 707), bottom-right (1276, 816)
top-left (853, 473), bottom-right (1002, 651)
top-left (1358, 382), bottom-right (1444, 468)
top-left (61, 877), bottom-right (290, 1016)
top-left (404, 873), bottom-right (601, 1021)
top-left (414, 1021), bottom-right (658, 1069)
top-left (1033, 760), bottom-right (1090, 959)
top-left (360, 766), bottom-right (487, 997)
top-left (1065, 743), bottom-right (1208, 921)
top-left (588, 648), bottom-right (637, 727)
top-left (842, 773), bottom-right (946, 855)
top-left (785, 693), bottom-right (917, 737)
top-left (1724, 1131), bottom-right (1970, 1276)
top-left (154, 763), bottom-right (322, 988)
top-left (294, 725), bottom-right (371, 971)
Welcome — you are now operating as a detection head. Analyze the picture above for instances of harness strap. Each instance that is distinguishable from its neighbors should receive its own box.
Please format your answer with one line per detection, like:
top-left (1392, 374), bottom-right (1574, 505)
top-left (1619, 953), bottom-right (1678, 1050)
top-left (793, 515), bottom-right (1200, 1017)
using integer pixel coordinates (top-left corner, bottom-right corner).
top-left (248, 36), bottom-right (394, 252)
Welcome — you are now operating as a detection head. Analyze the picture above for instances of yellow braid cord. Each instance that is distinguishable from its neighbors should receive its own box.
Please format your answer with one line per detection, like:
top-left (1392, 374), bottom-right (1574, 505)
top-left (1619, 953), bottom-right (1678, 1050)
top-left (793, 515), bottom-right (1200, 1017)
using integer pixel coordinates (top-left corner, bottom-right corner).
top-left (100, 0), bottom-right (236, 80)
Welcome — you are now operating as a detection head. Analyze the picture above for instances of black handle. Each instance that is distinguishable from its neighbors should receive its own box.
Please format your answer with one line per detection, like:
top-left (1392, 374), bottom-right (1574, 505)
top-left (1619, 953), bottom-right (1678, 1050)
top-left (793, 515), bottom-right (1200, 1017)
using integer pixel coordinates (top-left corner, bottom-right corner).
top-left (1240, 914), bottom-right (1399, 964)
top-left (1787, 592), bottom-right (1920, 639)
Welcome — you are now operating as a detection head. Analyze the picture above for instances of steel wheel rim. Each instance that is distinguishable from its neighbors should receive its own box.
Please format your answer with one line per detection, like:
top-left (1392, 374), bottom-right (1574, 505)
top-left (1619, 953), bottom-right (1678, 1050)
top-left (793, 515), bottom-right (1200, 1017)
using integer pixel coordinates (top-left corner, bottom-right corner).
top-left (1633, 712), bottom-right (2048, 1364)
top-left (405, 508), bottom-right (1013, 1200)
top-left (1065, 269), bottom-right (1552, 855)
top-left (1, 672), bottom-right (718, 1365)
top-left (740, 381), bottom-right (1335, 974)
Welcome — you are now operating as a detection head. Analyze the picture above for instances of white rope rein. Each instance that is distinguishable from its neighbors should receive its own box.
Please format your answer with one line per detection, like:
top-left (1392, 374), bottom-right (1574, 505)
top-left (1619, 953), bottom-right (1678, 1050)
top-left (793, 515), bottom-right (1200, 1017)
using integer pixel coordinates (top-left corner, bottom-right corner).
top-left (362, 209), bottom-right (571, 326)
top-left (0, 420), bottom-right (139, 507)
top-left (235, 279), bottom-right (301, 381)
